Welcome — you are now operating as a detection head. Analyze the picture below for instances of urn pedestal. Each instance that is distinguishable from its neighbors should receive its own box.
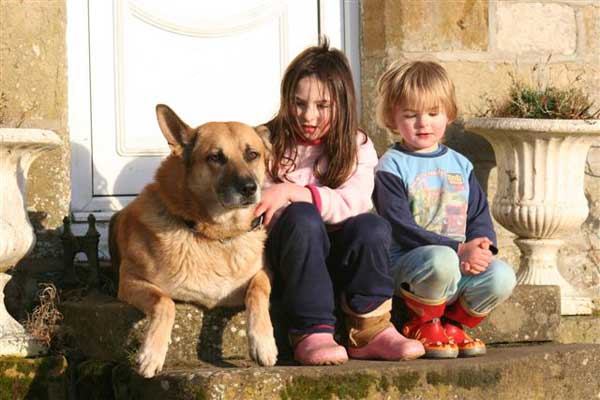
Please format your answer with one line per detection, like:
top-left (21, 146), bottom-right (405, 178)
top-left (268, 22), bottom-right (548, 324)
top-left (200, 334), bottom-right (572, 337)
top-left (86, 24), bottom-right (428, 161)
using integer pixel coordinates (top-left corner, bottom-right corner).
top-left (0, 128), bottom-right (62, 356)
top-left (465, 118), bottom-right (600, 315)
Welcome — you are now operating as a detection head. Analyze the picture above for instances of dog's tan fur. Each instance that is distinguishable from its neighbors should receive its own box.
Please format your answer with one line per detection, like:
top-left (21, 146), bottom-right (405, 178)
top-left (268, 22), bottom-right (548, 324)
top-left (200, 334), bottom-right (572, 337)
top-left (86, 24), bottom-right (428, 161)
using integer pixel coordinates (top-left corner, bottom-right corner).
top-left (109, 104), bottom-right (277, 378)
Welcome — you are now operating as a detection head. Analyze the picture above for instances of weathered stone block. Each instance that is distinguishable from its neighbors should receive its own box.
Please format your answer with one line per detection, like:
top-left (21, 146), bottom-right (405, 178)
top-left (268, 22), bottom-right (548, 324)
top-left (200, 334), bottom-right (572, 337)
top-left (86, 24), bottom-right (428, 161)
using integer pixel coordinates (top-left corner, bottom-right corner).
top-left (467, 285), bottom-right (560, 343)
top-left (559, 315), bottom-right (600, 344)
top-left (59, 293), bottom-right (291, 368)
top-left (360, 0), bottom-right (386, 58)
top-left (384, 0), bottom-right (489, 52)
top-left (496, 3), bottom-right (576, 55)
top-left (581, 4), bottom-right (600, 61)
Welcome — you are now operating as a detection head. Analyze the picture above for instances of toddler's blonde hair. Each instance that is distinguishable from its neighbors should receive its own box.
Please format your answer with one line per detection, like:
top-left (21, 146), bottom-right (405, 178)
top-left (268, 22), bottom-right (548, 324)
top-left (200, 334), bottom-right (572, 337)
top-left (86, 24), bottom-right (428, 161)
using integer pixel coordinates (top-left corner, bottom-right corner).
top-left (376, 60), bottom-right (457, 134)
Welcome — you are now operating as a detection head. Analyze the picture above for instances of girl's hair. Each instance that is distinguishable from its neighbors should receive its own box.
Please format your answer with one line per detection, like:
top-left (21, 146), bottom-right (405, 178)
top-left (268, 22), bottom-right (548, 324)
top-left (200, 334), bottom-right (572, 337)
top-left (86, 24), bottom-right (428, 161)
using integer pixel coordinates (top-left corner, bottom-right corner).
top-left (376, 60), bottom-right (457, 133)
top-left (266, 38), bottom-right (362, 189)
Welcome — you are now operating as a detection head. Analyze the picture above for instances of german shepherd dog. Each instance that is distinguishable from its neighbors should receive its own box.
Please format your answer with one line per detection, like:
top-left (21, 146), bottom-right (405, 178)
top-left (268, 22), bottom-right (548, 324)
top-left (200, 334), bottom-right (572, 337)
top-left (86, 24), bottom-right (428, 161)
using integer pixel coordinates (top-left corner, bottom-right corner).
top-left (109, 104), bottom-right (277, 378)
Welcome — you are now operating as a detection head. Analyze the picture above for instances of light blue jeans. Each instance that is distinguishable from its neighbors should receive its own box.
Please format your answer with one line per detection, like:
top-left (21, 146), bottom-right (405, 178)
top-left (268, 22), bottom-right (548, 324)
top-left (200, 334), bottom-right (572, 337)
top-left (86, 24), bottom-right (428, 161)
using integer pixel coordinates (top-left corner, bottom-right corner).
top-left (392, 245), bottom-right (516, 314)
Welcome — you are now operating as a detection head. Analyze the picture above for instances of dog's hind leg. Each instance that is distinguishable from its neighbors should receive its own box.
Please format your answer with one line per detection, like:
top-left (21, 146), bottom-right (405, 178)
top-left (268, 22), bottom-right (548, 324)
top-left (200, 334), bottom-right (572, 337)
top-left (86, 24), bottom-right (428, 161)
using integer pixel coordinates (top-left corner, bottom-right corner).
top-left (119, 278), bottom-right (175, 378)
top-left (245, 267), bottom-right (278, 366)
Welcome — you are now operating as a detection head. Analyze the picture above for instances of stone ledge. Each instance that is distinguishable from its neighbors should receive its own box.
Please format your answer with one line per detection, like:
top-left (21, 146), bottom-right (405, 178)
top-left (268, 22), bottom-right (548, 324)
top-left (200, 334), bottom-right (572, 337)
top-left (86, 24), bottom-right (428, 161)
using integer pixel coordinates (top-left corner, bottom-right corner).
top-left (61, 285), bottom-right (560, 368)
top-left (59, 293), bottom-right (291, 368)
top-left (74, 343), bottom-right (600, 400)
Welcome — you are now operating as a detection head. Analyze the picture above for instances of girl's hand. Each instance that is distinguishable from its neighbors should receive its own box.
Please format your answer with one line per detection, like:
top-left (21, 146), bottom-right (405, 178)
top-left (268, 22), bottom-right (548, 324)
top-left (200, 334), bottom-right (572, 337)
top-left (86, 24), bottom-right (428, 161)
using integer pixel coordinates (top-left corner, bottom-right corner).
top-left (254, 183), bottom-right (312, 226)
top-left (458, 237), bottom-right (493, 275)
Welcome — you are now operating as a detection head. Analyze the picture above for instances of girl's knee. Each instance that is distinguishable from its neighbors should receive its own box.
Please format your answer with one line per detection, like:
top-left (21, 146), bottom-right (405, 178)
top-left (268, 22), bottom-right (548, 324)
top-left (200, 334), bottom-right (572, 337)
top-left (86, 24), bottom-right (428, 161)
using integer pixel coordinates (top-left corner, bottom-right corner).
top-left (344, 213), bottom-right (391, 245)
top-left (280, 202), bottom-right (323, 232)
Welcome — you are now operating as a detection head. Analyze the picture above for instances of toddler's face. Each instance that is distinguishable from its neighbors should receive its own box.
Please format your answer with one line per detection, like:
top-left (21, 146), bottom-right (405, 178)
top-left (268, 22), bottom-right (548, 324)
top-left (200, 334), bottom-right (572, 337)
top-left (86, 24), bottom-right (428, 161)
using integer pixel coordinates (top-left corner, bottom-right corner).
top-left (294, 75), bottom-right (332, 141)
top-left (392, 104), bottom-right (449, 153)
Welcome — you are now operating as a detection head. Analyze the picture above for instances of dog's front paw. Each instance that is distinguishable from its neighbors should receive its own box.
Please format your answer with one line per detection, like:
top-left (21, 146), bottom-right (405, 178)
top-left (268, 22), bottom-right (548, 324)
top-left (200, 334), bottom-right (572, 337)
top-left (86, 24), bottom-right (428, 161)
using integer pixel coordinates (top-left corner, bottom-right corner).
top-left (136, 342), bottom-right (168, 378)
top-left (249, 332), bottom-right (278, 367)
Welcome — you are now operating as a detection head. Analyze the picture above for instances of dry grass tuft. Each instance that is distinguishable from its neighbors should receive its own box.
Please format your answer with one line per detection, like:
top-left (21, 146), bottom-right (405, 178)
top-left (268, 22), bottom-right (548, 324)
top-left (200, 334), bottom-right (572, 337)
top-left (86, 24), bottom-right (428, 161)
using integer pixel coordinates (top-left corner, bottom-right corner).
top-left (24, 283), bottom-right (63, 347)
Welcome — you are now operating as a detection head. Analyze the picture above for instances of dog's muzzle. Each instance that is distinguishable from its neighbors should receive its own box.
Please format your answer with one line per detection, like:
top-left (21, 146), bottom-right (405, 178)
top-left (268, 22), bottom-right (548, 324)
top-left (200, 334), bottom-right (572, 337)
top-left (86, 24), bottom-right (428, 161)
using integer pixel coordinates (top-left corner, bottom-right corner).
top-left (218, 176), bottom-right (259, 208)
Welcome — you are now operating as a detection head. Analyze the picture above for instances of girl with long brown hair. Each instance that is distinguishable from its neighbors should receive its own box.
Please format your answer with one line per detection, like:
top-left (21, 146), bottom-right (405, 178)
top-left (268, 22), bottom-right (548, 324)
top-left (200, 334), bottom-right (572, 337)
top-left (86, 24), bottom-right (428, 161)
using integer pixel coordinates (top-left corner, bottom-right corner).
top-left (254, 39), bottom-right (424, 366)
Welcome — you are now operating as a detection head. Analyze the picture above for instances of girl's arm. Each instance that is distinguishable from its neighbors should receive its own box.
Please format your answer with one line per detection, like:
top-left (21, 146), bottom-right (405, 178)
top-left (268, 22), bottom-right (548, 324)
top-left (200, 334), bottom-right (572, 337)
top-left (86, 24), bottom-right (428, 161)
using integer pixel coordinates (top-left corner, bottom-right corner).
top-left (255, 181), bottom-right (312, 226)
top-left (309, 136), bottom-right (378, 224)
top-left (373, 170), bottom-right (461, 251)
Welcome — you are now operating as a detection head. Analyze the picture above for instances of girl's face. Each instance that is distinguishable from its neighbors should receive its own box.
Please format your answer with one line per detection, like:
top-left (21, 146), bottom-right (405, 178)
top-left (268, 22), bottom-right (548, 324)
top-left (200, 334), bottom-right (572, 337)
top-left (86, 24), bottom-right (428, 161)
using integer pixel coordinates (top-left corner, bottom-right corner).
top-left (392, 104), bottom-right (449, 153)
top-left (294, 75), bottom-right (332, 141)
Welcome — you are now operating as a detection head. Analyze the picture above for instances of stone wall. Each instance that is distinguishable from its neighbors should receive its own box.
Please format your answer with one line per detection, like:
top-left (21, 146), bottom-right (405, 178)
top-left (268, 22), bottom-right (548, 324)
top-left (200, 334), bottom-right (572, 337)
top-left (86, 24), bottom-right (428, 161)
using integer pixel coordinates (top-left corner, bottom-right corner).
top-left (361, 0), bottom-right (600, 308)
top-left (0, 0), bottom-right (69, 263)
top-left (1, 0), bottom-right (598, 308)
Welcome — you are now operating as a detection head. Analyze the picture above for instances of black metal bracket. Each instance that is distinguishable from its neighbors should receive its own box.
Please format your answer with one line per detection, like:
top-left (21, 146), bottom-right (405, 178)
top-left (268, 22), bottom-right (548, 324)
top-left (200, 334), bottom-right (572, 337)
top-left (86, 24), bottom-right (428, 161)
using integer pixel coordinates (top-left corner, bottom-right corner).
top-left (61, 214), bottom-right (100, 288)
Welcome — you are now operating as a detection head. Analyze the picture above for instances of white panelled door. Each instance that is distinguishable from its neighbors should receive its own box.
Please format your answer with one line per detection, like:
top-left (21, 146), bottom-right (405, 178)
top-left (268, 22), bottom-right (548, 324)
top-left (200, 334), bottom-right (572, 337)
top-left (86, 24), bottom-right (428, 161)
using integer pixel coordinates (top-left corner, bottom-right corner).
top-left (69, 0), bottom-right (327, 218)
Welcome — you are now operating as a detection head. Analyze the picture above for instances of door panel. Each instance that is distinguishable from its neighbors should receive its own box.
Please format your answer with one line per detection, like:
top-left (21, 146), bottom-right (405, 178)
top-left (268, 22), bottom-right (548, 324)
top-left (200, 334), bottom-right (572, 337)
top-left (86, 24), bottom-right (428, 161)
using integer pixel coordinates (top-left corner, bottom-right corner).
top-left (88, 0), bottom-right (318, 198)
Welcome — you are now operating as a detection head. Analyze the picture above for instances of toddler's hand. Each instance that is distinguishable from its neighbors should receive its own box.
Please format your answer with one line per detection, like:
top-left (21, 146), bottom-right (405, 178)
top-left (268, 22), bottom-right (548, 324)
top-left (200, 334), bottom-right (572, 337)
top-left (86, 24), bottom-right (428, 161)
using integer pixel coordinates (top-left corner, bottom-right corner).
top-left (458, 237), bottom-right (493, 275)
top-left (460, 260), bottom-right (487, 275)
top-left (478, 237), bottom-right (493, 250)
top-left (460, 260), bottom-right (474, 275)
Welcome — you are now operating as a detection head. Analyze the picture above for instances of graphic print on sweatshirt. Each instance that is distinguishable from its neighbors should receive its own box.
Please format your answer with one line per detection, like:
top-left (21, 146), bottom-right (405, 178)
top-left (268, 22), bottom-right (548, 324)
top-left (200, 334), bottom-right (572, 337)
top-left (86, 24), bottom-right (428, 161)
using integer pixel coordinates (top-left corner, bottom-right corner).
top-left (408, 168), bottom-right (467, 241)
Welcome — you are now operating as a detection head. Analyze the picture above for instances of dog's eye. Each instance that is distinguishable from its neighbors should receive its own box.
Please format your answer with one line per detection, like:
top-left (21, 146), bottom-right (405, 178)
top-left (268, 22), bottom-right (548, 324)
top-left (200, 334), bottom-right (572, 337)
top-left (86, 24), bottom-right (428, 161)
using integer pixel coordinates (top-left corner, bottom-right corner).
top-left (207, 152), bottom-right (226, 164)
top-left (246, 151), bottom-right (260, 161)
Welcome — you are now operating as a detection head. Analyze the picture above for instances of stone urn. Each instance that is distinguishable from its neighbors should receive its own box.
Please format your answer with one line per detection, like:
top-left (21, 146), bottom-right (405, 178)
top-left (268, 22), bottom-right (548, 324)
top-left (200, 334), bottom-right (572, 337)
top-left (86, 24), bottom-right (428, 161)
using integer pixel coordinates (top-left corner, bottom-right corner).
top-left (465, 118), bottom-right (600, 315)
top-left (0, 128), bottom-right (62, 356)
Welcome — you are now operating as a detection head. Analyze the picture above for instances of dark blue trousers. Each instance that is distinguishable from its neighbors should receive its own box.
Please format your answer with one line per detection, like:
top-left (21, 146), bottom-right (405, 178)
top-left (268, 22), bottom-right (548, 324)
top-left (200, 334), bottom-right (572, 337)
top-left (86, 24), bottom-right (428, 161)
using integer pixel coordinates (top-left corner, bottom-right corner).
top-left (265, 202), bottom-right (393, 335)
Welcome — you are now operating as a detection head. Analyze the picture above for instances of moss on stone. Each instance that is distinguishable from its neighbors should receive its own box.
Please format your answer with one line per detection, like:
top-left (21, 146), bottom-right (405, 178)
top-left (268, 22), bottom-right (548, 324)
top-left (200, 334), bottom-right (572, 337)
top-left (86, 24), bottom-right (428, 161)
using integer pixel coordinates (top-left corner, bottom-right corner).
top-left (0, 375), bottom-right (32, 400)
top-left (427, 367), bottom-right (501, 389)
top-left (280, 372), bottom-right (373, 400)
top-left (391, 371), bottom-right (420, 394)
top-left (0, 356), bottom-right (67, 400)
top-left (376, 374), bottom-right (389, 392)
top-left (183, 382), bottom-right (208, 400)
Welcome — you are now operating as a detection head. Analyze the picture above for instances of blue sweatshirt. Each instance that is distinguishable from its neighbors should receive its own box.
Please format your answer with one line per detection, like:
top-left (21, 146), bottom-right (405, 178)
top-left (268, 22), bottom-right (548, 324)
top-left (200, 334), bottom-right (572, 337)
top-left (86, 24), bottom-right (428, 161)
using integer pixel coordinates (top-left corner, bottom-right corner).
top-left (373, 143), bottom-right (497, 265)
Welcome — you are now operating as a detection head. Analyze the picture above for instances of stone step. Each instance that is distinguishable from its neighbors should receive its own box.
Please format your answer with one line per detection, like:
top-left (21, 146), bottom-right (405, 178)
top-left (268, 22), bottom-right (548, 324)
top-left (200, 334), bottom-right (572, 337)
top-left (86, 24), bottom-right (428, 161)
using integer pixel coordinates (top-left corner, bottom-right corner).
top-left (59, 285), bottom-right (561, 368)
top-left (59, 292), bottom-right (287, 368)
top-left (74, 343), bottom-right (600, 400)
top-left (559, 315), bottom-right (600, 344)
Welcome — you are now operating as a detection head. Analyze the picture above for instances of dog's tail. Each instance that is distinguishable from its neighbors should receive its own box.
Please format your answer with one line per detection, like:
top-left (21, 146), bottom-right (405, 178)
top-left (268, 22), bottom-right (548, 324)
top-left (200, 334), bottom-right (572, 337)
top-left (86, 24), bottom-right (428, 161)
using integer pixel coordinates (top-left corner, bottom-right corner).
top-left (108, 211), bottom-right (121, 289)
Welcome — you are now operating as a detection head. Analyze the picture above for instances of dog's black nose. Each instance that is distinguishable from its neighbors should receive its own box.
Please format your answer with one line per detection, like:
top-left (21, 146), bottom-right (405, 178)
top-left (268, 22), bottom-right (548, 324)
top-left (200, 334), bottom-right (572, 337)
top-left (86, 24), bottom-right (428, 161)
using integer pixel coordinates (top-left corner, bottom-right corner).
top-left (238, 179), bottom-right (257, 197)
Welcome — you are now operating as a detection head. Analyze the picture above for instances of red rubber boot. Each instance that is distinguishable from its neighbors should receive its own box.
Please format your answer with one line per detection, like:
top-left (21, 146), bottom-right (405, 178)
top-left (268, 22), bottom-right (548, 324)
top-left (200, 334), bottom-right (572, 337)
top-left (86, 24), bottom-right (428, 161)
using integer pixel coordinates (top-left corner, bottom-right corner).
top-left (443, 299), bottom-right (487, 357)
top-left (400, 288), bottom-right (458, 359)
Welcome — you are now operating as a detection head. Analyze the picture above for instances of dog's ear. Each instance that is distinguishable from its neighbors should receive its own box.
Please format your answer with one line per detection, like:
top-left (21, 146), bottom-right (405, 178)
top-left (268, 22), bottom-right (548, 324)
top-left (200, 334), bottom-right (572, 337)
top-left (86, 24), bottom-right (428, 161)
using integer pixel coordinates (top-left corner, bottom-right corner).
top-left (254, 125), bottom-right (272, 154)
top-left (156, 104), bottom-right (196, 157)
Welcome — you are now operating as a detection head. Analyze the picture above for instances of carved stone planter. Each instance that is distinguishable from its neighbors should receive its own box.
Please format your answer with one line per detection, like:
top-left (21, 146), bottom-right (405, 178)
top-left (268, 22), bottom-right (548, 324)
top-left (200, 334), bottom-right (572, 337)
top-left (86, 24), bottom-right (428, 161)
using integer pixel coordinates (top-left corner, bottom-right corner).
top-left (465, 118), bottom-right (600, 315)
top-left (0, 128), bottom-right (61, 356)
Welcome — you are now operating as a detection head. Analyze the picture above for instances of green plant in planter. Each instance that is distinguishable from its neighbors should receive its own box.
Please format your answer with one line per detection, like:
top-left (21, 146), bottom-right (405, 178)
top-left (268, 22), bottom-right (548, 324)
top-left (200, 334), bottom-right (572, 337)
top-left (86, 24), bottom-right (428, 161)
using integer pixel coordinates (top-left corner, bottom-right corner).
top-left (480, 58), bottom-right (600, 120)
top-left (486, 79), bottom-right (600, 120)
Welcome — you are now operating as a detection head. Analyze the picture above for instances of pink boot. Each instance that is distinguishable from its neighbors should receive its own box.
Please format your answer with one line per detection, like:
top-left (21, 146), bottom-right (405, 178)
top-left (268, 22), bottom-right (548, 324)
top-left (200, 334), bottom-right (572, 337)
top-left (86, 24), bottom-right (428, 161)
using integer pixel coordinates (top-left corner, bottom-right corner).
top-left (342, 297), bottom-right (425, 361)
top-left (292, 333), bottom-right (348, 366)
top-left (348, 326), bottom-right (425, 361)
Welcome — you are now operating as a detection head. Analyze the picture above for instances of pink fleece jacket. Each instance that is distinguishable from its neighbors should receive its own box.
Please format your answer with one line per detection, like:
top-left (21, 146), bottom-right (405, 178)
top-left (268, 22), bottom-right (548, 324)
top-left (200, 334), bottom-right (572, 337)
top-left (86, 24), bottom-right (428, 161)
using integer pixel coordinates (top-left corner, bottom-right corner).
top-left (264, 133), bottom-right (378, 225)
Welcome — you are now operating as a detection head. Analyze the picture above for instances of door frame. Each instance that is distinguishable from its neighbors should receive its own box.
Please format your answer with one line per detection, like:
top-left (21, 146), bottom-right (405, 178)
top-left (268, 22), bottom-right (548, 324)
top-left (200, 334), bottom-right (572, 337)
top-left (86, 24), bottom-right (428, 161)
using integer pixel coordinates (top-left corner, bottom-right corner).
top-left (67, 0), bottom-right (361, 222)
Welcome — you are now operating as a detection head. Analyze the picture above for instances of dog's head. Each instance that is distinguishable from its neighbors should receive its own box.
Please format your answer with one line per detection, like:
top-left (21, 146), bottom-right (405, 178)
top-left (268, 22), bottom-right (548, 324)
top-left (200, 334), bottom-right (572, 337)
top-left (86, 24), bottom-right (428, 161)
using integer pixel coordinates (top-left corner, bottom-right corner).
top-left (155, 104), bottom-right (271, 217)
